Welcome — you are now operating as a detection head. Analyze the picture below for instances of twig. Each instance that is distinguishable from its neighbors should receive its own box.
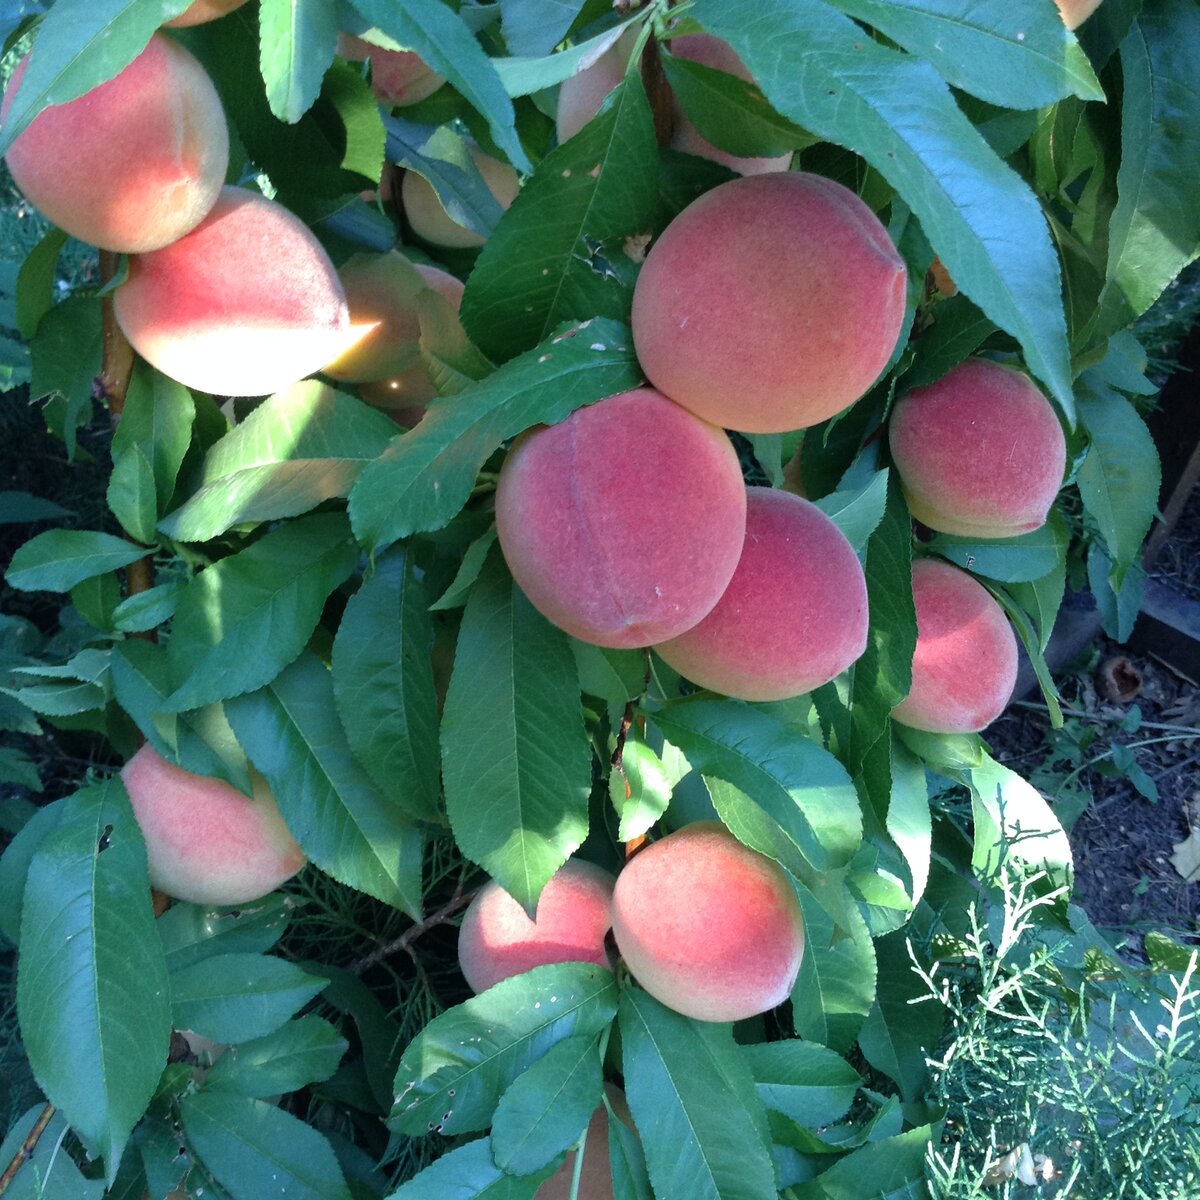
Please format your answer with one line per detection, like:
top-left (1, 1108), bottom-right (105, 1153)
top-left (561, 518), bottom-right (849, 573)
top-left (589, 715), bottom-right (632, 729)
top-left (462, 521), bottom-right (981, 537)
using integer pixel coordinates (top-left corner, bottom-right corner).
top-left (1010, 700), bottom-right (1200, 737)
top-left (350, 885), bottom-right (476, 974)
top-left (0, 1103), bottom-right (56, 1196)
top-left (96, 250), bottom-right (134, 417)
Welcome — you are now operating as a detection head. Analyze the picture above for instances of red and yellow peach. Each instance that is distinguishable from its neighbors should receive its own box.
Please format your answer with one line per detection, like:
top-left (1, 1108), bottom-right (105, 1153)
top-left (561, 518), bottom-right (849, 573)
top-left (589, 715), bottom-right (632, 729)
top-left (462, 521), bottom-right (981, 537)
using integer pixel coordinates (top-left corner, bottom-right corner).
top-left (495, 387), bottom-right (747, 648)
top-left (337, 33), bottom-right (445, 106)
top-left (611, 821), bottom-right (805, 1022)
top-left (401, 147), bottom-right (520, 249)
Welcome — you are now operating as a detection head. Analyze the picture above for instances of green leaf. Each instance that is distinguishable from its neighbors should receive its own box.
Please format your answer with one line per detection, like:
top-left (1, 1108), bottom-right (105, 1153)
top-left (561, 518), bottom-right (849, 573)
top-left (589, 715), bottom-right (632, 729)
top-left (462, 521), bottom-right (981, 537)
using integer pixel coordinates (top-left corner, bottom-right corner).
top-left (158, 894), bottom-right (292, 973)
top-left (204, 1015), bottom-right (348, 1097)
top-left (1092, 0), bottom-right (1200, 341)
top-left (29, 295), bottom-right (102, 459)
top-left (226, 651), bottom-right (426, 918)
top-left (791, 887), bottom-right (877, 1053)
top-left (348, 317), bottom-right (640, 551)
top-left (612, 739), bottom-right (672, 843)
top-left (901, 295), bottom-right (997, 391)
top-left (0, 491), bottom-right (71, 524)
top-left (0, 745), bottom-right (41, 792)
top-left (461, 73), bottom-right (660, 361)
top-left (389, 962), bottom-right (618, 1137)
top-left (825, 0), bottom-right (1102, 109)
top-left (573, 641), bottom-right (647, 706)
top-left (0, 0), bottom-right (191, 154)
top-left (691, 0), bottom-right (1074, 420)
top-left (159, 382), bottom-right (397, 542)
top-left (0, 1105), bottom-right (104, 1199)
top-left (651, 700), bottom-right (862, 873)
top-left (110, 639), bottom-right (254, 793)
top-left (169, 952), bottom-right (327, 1044)
top-left (180, 1090), bottom-right (352, 1200)
top-left (332, 547), bottom-right (442, 825)
top-left (856, 932), bottom-right (941, 1101)
top-left (1006, 559), bottom-right (1066, 653)
top-left (0, 797), bottom-right (66, 944)
top-left (441, 554), bottom-right (591, 914)
top-left (112, 580), bottom-right (185, 633)
top-left (927, 506), bottom-right (1069, 583)
top-left (1076, 376), bottom-right (1160, 590)
top-left (790, 1124), bottom-right (935, 1199)
top-left (259, 0), bottom-right (339, 123)
top-left (351, 0), bottom-right (530, 172)
top-left (17, 780), bottom-right (171, 1179)
top-left (813, 469), bottom-right (889, 552)
top-left (491, 1033), bottom-right (603, 1175)
top-left (499, 0), bottom-right (584, 56)
top-left (430, 527), bottom-right (498, 611)
top-left (660, 51), bottom-right (816, 158)
top-left (489, 22), bottom-right (638, 97)
top-left (6, 529), bottom-right (145, 593)
top-left (385, 1138), bottom-right (552, 1200)
top-left (163, 512), bottom-right (358, 712)
top-left (1088, 541), bottom-right (1142, 643)
top-left (108, 364), bottom-right (195, 544)
top-left (886, 738), bottom-right (931, 909)
top-left (619, 987), bottom-right (776, 1200)
top-left (968, 752), bottom-right (1072, 887)
top-left (15, 227), bottom-right (69, 340)
top-left (742, 1041), bottom-right (860, 1128)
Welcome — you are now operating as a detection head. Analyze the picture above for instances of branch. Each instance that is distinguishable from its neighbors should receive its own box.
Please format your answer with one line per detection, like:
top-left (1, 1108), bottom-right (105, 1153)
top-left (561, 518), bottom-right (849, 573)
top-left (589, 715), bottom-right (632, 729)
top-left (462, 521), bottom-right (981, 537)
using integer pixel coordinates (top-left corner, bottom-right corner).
top-left (350, 885), bottom-right (476, 974)
top-left (96, 250), bottom-right (135, 419)
top-left (0, 1103), bottom-right (57, 1196)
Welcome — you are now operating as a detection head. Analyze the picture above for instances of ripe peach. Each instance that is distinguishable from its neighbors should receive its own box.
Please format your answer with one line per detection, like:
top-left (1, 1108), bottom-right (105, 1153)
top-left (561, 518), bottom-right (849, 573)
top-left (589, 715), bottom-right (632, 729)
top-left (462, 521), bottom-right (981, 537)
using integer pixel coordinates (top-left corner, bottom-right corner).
top-left (164, 0), bottom-right (249, 27)
top-left (654, 488), bottom-right (868, 701)
top-left (534, 1087), bottom-right (633, 1199)
top-left (401, 147), bottom-right (520, 249)
top-left (556, 32), bottom-right (636, 144)
top-left (114, 187), bottom-right (359, 397)
top-left (631, 172), bottom-right (907, 433)
top-left (494, 387), bottom-right (747, 648)
top-left (324, 253), bottom-right (464, 394)
top-left (1053, 0), bottom-right (1103, 28)
top-left (891, 558), bottom-right (1018, 734)
top-left (668, 35), bottom-right (791, 176)
top-left (888, 358), bottom-right (1066, 538)
top-left (1, 34), bottom-right (228, 253)
top-left (337, 33), bottom-right (445, 106)
top-left (121, 744), bottom-right (305, 906)
top-left (611, 821), bottom-right (805, 1023)
top-left (457, 860), bottom-right (616, 993)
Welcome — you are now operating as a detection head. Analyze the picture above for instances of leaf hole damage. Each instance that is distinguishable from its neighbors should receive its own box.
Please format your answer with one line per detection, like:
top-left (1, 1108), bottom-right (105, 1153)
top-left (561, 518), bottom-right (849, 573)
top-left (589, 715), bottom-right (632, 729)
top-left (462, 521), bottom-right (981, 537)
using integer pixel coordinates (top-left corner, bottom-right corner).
top-left (97, 824), bottom-right (114, 853)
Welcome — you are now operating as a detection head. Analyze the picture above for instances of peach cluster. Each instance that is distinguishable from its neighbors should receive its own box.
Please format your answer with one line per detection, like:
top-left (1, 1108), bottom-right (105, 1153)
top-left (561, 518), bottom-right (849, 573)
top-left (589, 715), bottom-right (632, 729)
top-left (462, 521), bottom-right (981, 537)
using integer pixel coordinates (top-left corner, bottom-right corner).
top-left (457, 824), bottom-right (805, 1025)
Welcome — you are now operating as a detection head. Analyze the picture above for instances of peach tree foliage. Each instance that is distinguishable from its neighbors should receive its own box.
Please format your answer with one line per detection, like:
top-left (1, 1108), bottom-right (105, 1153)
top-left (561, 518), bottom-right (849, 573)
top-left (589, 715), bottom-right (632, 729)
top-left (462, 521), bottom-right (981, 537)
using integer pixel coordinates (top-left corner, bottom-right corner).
top-left (0, 0), bottom-right (1194, 1195)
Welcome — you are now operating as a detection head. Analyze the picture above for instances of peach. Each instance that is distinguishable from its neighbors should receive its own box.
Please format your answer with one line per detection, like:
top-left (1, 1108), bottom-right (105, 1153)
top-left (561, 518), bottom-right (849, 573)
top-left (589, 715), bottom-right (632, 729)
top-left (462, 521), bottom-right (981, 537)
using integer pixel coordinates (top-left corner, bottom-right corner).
top-left (556, 33), bottom-right (635, 144)
top-left (121, 744), bottom-right (305, 906)
top-left (114, 187), bottom-right (359, 397)
top-left (611, 821), bottom-right (804, 1022)
top-left (1, 34), bottom-right (228, 253)
top-left (654, 488), bottom-right (868, 701)
top-left (891, 558), bottom-right (1018, 734)
top-left (534, 1087), bottom-right (633, 1199)
top-left (401, 147), bottom-right (520, 249)
top-left (494, 387), bottom-right (747, 648)
top-left (164, 0), bottom-right (249, 27)
top-left (324, 254), bottom-right (464, 392)
top-left (1053, 0), bottom-right (1103, 28)
top-left (888, 358), bottom-right (1066, 538)
top-left (668, 35), bottom-right (791, 176)
top-left (337, 34), bottom-right (445, 106)
top-left (631, 172), bottom-right (907, 433)
top-left (457, 860), bottom-right (616, 993)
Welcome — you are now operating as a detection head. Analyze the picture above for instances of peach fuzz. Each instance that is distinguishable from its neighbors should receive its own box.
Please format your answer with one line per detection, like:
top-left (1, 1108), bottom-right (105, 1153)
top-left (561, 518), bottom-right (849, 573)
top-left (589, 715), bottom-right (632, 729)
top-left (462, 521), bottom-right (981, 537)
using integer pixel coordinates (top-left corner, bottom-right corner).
top-left (121, 744), bottom-right (305, 906)
top-left (114, 187), bottom-right (359, 397)
top-left (655, 488), bottom-right (868, 701)
top-left (337, 33), bottom-right (446, 106)
top-left (324, 254), bottom-right (463, 390)
top-left (891, 558), bottom-right (1018, 734)
top-left (556, 37), bottom-right (631, 144)
top-left (888, 358), bottom-right (1066, 538)
top-left (495, 387), bottom-right (747, 649)
top-left (401, 147), bottom-right (520, 249)
top-left (164, 0), bottom-right (249, 27)
top-left (1, 34), bottom-right (228, 253)
top-left (668, 35), bottom-right (791, 176)
top-left (1053, 0), bottom-right (1103, 28)
top-left (457, 860), bottom-right (616, 993)
top-left (535, 1087), bottom-right (633, 1200)
top-left (631, 172), bottom-right (907, 433)
top-left (611, 821), bottom-right (805, 1023)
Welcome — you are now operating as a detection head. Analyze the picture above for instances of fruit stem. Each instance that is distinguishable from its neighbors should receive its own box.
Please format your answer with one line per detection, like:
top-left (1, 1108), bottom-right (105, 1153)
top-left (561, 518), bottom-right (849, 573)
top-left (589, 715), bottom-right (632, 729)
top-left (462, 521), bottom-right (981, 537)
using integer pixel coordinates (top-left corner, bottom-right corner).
top-left (97, 250), bottom-right (135, 418)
